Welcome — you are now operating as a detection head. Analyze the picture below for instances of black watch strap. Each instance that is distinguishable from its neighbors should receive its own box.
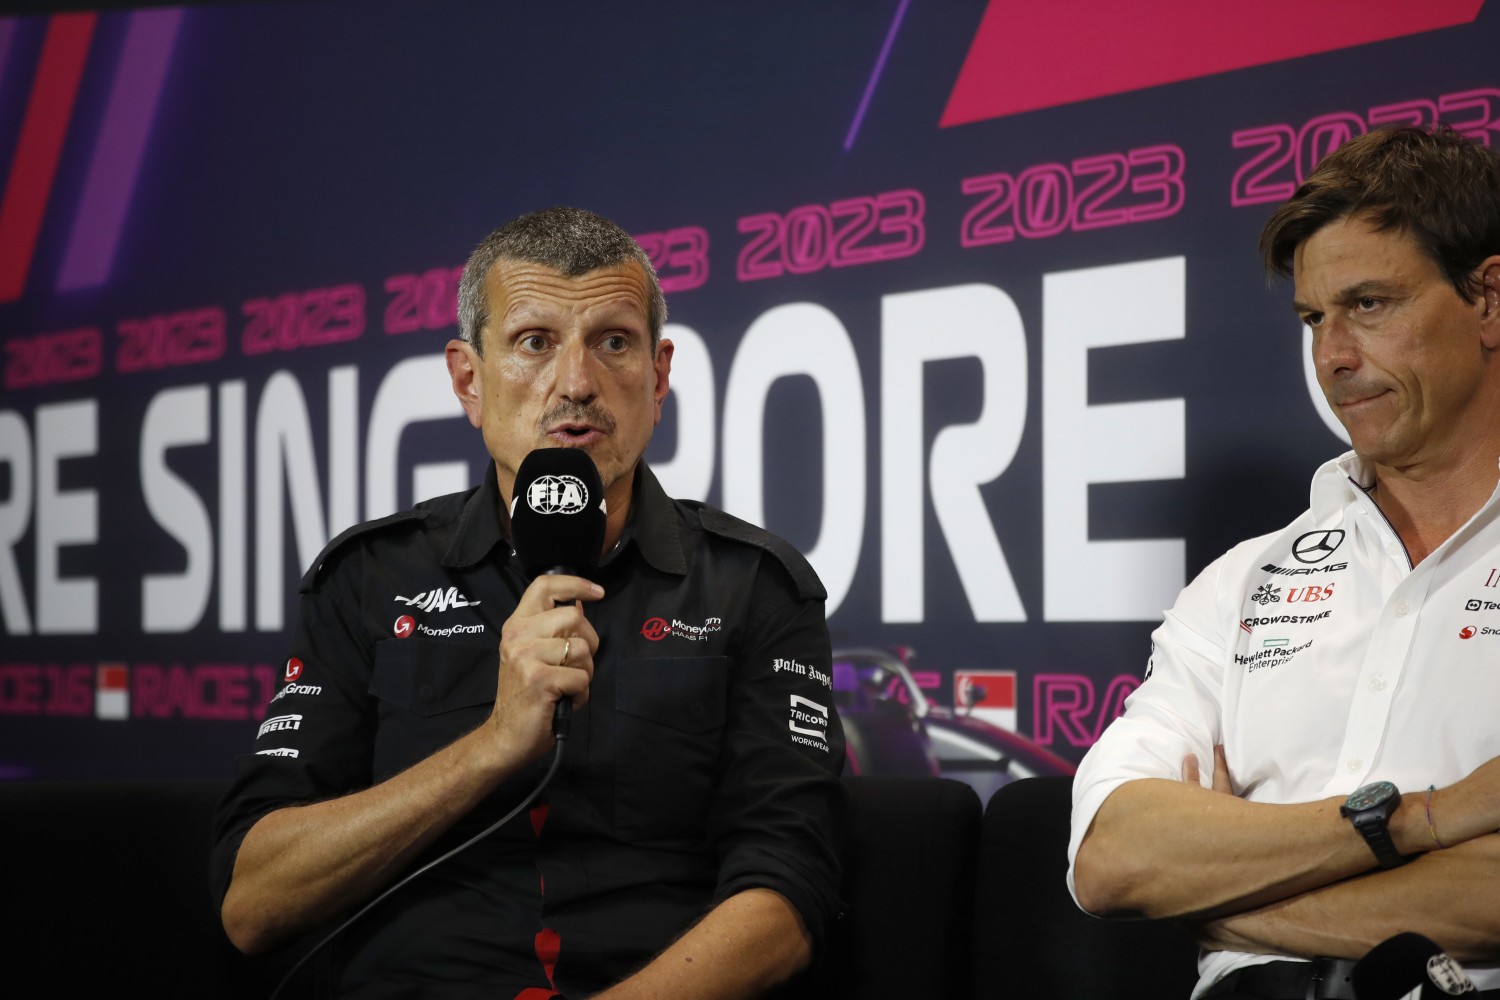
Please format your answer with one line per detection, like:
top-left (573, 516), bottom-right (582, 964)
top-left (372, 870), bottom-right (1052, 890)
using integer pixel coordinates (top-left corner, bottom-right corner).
top-left (1358, 817), bottom-right (1406, 869)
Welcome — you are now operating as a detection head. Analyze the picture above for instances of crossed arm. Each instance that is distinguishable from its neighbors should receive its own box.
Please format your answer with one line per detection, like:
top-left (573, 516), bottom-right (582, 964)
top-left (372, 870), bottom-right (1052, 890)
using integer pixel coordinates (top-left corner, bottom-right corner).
top-left (1072, 749), bottom-right (1500, 960)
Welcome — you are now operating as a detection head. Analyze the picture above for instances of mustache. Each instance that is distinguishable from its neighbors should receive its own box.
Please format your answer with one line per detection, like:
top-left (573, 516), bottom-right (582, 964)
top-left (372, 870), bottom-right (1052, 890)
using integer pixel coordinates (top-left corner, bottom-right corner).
top-left (538, 400), bottom-right (616, 434)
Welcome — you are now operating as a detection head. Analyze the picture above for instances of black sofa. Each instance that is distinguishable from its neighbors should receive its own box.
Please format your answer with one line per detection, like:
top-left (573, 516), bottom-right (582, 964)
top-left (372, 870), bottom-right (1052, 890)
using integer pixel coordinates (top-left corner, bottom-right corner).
top-left (0, 774), bottom-right (1196, 998)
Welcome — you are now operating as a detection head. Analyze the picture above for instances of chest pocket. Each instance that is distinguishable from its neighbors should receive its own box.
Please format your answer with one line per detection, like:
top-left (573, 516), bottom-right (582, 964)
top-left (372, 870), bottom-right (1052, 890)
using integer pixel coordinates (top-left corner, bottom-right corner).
top-left (369, 639), bottom-right (496, 779)
top-left (614, 656), bottom-right (729, 842)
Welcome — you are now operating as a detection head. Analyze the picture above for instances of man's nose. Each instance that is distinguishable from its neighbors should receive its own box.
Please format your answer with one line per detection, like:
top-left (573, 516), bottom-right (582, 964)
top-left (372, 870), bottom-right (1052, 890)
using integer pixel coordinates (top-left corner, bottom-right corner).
top-left (1311, 317), bottom-right (1359, 379)
top-left (555, 337), bottom-right (598, 401)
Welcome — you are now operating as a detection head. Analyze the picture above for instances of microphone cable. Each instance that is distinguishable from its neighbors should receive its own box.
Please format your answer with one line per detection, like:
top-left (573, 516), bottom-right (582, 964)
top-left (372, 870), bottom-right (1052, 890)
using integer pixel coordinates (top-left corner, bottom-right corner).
top-left (266, 733), bottom-right (568, 1000)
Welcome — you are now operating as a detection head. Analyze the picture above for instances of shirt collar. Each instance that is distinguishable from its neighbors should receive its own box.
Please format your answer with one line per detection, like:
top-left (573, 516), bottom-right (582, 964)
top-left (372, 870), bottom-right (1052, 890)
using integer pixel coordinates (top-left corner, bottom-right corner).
top-left (440, 462), bottom-right (511, 568)
top-left (439, 460), bottom-right (687, 577)
top-left (1313, 450), bottom-right (1500, 521)
top-left (603, 463), bottom-right (686, 576)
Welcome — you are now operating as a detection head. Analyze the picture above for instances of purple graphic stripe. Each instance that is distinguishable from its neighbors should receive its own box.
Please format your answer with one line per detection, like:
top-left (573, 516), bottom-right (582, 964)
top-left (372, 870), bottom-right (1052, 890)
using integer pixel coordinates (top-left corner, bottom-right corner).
top-left (0, 20), bottom-right (16, 92)
top-left (843, 0), bottom-right (911, 151)
top-left (57, 8), bottom-right (182, 292)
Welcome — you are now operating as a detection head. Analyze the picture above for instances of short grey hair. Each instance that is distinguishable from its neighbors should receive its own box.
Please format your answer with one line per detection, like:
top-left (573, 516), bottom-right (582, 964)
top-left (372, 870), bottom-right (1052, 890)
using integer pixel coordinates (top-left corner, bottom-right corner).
top-left (457, 206), bottom-right (667, 354)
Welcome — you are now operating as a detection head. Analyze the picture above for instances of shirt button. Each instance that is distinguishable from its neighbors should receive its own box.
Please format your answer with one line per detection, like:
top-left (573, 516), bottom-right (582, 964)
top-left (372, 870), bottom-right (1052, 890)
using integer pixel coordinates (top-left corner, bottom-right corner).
top-left (1370, 676), bottom-right (1387, 692)
top-left (1394, 601), bottom-right (1410, 616)
top-left (1347, 758), bottom-right (1363, 772)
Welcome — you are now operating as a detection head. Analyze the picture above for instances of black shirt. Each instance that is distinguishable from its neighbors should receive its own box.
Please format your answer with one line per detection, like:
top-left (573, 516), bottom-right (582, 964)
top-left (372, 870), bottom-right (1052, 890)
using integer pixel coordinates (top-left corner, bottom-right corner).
top-left (211, 463), bottom-right (846, 998)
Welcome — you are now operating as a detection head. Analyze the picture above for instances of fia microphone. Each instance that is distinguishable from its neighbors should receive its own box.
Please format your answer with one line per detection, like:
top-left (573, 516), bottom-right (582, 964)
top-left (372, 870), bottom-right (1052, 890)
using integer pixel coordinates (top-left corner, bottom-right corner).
top-left (1352, 932), bottom-right (1476, 1000)
top-left (509, 448), bottom-right (607, 736)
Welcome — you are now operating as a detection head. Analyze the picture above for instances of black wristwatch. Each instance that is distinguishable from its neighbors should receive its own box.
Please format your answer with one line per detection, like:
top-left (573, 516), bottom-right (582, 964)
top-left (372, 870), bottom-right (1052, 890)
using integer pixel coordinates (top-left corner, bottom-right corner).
top-left (1340, 780), bottom-right (1405, 868)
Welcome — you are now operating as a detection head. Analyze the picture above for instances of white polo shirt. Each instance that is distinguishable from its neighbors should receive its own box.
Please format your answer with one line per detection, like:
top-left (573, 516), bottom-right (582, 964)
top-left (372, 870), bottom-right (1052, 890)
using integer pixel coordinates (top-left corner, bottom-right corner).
top-left (1066, 450), bottom-right (1500, 997)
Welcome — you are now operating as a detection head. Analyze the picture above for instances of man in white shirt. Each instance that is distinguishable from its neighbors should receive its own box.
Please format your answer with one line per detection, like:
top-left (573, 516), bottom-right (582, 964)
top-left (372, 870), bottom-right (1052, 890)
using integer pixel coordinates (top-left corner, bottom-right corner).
top-left (1068, 124), bottom-right (1500, 999)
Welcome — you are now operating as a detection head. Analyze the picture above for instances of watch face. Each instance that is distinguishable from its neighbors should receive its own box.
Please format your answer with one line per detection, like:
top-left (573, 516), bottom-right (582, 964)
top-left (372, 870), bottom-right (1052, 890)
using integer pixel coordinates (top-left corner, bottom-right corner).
top-left (1346, 780), bottom-right (1398, 811)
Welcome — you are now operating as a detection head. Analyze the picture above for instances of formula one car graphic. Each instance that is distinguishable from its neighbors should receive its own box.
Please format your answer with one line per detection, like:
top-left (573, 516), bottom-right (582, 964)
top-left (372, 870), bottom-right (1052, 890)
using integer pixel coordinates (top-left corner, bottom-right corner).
top-left (832, 647), bottom-right (1075, 802)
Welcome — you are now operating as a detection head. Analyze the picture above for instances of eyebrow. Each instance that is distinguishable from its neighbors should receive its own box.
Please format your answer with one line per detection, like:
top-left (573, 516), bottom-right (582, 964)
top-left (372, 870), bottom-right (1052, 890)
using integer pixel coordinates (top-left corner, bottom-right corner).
top-left (1291, 279), bottom-right (1401, 316)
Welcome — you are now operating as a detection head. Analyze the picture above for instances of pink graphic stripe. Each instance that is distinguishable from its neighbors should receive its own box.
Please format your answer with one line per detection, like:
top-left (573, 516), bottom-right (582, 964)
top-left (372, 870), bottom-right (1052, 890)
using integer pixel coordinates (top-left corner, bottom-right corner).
top-left (0, 13), bottom-right (97, 304)
top-left (58, 8), bottom-right (182, 292)
top-left (941, 0), bottom-right (1485, 126)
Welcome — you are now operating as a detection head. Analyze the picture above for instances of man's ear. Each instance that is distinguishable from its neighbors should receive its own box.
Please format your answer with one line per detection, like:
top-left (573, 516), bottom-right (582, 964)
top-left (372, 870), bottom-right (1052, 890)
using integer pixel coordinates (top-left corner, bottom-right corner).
top-left (446, 339), bottom-right (484, 429)
top-left (651, 338), bottom-right (674, 425)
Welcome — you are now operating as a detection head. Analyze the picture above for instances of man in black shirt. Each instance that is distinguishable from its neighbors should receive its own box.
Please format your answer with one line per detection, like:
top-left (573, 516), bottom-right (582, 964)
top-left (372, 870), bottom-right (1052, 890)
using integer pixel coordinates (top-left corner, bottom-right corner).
top-left (212, 207), bottom-right (846, 999)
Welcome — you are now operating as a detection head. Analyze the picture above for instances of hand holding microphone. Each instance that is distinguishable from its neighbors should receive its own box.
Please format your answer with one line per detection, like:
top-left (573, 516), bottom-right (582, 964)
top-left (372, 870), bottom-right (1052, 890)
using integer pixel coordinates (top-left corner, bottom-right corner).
top-left (508, 447), bottom-right (608, 739)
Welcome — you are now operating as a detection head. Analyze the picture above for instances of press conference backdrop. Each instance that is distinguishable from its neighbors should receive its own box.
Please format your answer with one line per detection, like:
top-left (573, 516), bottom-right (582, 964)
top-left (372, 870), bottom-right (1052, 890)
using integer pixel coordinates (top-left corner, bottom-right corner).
top-left (2, 0), bottom-right (1495, 781)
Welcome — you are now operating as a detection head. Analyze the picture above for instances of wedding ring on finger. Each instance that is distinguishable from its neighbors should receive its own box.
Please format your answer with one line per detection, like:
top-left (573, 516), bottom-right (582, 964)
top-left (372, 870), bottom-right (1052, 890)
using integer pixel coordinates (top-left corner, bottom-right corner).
top-left (559, 638), bottom-right (571, 666)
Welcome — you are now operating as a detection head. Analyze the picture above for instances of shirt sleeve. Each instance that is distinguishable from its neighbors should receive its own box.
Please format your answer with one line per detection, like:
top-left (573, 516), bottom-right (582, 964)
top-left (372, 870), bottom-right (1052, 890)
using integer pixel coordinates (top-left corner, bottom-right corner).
top-left (208, 543), bottom-right (378, 908)
top-left (1064, 551), bottom-right (1231, 910)
top-left (707, 554), bottom-right (847, 954)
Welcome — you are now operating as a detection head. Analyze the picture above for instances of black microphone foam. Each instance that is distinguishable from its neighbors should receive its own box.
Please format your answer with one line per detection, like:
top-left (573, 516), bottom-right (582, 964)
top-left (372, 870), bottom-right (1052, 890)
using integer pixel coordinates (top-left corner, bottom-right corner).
top-left (510, 447), bottom-right (607, 579)
top-left (508, 448), bottom-right (607, 738)
top-left (1353, 932), bottom-right (1475, 1000)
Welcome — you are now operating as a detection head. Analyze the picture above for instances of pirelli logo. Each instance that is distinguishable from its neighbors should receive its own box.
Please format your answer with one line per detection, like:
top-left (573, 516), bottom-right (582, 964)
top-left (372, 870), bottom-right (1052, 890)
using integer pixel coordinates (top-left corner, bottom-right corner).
top-left (257, 714), bottom-right (302, 739)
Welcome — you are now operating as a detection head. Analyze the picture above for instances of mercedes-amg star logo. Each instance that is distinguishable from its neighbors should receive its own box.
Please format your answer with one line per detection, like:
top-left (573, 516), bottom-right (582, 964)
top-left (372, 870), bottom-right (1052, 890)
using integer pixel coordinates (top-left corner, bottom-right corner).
top-left (1293, 529), bottom-right (1345, 564)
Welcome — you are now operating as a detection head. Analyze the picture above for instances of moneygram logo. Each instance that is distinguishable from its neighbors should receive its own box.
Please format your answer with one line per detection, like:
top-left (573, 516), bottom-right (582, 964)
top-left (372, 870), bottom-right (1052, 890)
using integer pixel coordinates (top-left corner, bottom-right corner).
top-left (393, 615), bottom-right (415, 638)
top-left (639, 616), bottom-right (721, 642)
top-left (284, 657), bottom-right (303, 681)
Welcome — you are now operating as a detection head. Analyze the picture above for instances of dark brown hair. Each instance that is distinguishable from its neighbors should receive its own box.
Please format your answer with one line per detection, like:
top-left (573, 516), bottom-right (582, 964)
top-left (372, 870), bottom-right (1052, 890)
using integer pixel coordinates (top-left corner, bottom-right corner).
top-left (1259, 124), bottom-right (1500, 302)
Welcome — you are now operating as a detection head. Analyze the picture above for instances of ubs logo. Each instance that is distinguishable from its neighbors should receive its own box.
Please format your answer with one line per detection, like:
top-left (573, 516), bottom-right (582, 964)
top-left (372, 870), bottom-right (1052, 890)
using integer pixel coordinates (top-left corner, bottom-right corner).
top-left (640, 617), bottom-right (670, 641)
top-left (1293, 530), bottom-right (1345, 564)
top-left (526, 475), bottom-right (589, 514)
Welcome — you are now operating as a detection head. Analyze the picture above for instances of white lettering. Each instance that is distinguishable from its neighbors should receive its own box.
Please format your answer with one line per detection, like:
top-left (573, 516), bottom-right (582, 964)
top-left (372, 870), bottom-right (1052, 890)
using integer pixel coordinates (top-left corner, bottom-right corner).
top-left (649, 323), bottom-right (715, 502)
top-left (141, 385), bottom-right (213, 632)
top-left (37, 401), bottom-right (98, 633)
top-left (254, 370), bottom-right (355, 630)
top-left (0, 410), bottom-right (33, 633)
top-left (365, 355), bottom-right (466, 518)
top-left (219, 380), bottom-right (247, 631)
top-left (1043, 257), bottom-right (1186, 621)
top-left (882, 284), bottom-right (1027, 623)
top-left (722, 303), bottom-right (865, 617)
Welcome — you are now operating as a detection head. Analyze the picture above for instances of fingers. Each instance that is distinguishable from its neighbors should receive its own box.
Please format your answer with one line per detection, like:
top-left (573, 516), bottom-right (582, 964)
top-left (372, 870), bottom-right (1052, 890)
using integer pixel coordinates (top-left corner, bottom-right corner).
top-left (1183, 746), bottom-right (1233, 793)
top-left (514, 573), bottom-right (604, 616)
top-left (1211, 744), bottom-right (1233, 794)
top-left (1182, 753), bottom-right (1201, 785)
